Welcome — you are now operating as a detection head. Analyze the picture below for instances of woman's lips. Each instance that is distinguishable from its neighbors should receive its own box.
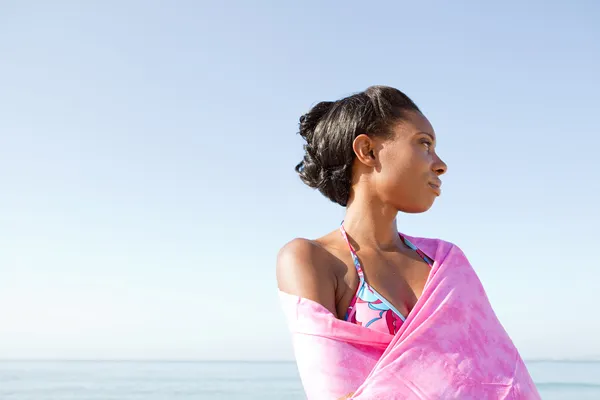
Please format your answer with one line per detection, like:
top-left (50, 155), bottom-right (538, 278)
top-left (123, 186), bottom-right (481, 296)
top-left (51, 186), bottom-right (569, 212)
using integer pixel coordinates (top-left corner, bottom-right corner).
top-left (429, 182), bottom-right (441, 195)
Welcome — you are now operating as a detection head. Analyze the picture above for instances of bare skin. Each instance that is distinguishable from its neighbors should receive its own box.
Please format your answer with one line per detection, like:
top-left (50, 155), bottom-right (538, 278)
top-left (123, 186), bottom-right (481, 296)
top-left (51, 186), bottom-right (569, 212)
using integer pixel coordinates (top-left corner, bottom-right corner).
top-left (276, 111), bottom-right (447, 398)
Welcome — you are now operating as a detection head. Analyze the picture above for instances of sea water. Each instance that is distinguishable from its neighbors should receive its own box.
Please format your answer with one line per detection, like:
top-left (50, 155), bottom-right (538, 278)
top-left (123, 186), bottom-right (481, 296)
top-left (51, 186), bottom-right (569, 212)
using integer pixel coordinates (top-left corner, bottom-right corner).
top-left (0, 360), bottom-right (598, 399)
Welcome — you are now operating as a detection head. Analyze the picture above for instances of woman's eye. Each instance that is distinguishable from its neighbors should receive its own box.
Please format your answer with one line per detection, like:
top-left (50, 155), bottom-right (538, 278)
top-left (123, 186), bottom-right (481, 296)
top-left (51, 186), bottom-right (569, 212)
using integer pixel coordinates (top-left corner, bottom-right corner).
top-left (421, 140), bottom-right (432, 148)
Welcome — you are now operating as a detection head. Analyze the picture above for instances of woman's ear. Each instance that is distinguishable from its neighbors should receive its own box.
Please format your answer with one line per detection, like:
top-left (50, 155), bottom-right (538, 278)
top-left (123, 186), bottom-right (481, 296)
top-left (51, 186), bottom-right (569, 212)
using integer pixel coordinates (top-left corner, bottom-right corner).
top-left (352, 134), bottom-right (377, 167)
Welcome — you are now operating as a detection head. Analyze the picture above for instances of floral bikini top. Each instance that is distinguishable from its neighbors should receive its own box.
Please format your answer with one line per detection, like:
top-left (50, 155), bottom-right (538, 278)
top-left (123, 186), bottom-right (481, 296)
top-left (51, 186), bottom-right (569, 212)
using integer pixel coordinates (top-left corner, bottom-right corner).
top-left (340, 224), bottom-right (434, 335)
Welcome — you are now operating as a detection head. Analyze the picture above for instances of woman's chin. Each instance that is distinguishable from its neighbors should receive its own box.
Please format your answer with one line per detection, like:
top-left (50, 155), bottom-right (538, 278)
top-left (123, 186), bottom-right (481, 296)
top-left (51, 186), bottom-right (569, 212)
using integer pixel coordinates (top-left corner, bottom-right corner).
top-left (397, 201), bottom-right (435, 214)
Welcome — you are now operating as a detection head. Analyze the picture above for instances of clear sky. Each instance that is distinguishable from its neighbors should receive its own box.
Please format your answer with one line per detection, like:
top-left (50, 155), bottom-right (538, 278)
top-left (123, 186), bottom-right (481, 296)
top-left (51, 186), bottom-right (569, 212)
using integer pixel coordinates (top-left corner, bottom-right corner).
top-left (1, 1), bottom-right (599, 361)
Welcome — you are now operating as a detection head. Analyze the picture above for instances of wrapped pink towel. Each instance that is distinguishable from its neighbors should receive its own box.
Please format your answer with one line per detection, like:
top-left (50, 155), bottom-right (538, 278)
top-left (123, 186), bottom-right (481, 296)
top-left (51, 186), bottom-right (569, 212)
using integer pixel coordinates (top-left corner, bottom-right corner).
top-left (280, 235), bottom-right (540, 399)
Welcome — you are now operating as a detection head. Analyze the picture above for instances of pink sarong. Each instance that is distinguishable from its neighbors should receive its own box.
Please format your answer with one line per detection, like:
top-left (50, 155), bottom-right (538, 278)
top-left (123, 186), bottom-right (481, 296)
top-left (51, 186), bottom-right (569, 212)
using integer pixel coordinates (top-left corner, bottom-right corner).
top-left (280, 235), bottom-right (540, 399)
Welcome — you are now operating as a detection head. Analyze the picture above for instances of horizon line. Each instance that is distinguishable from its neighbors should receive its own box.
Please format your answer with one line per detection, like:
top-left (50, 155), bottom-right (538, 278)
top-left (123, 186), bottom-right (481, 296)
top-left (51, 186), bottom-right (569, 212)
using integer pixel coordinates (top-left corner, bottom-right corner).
top-left (1, 358), bottom-right (599, 363)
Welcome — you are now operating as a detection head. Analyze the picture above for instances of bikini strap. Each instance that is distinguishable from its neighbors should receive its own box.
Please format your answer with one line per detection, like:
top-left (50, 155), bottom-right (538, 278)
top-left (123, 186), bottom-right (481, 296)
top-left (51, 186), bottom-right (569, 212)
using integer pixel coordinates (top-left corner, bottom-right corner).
top-left (399, 234), bottom-right (435, 266)
top-left (339, 223), bottom-right (364, 277)
top-left (340, 223), bottom-right (435, 274)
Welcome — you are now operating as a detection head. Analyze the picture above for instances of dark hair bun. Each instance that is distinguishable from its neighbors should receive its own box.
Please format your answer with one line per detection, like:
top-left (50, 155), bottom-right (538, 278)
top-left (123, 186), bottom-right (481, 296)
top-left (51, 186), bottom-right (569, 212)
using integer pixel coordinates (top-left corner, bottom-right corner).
top-left (295, 86), bottom-right (420, 207)
top-left (295, 101), bottom-right (352, 206)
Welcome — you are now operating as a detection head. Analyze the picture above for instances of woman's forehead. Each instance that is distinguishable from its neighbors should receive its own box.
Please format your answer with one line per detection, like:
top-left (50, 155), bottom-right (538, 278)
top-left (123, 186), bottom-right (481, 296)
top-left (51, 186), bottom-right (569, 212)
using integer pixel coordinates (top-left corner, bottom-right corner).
top-left (393, 112), bottom-right (436, 140)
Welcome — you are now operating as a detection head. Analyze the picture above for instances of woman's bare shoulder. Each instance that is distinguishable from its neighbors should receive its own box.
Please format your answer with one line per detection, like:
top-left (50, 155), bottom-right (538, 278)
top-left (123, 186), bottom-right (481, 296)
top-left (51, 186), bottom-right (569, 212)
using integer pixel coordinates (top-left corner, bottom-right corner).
top-left (276, 233), bottom-right (345, 316)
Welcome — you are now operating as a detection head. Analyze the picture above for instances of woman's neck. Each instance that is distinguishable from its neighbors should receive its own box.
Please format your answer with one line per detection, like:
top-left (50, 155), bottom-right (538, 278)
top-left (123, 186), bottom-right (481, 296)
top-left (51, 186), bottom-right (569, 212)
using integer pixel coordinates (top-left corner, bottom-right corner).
top-left (342, 195), bottom-right (400, 252)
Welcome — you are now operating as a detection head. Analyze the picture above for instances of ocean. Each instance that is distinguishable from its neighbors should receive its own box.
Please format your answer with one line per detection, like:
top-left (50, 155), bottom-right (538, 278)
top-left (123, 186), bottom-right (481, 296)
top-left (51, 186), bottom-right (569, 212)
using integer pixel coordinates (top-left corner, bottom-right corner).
top-left (0, 360), bottom-right (598, 399)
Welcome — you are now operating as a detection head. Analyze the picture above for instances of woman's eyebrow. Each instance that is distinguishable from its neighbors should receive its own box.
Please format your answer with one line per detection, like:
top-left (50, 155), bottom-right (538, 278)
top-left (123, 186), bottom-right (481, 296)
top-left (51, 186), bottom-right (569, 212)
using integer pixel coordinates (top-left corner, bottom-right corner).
top-left (417, 131), bottom-right (436, 141)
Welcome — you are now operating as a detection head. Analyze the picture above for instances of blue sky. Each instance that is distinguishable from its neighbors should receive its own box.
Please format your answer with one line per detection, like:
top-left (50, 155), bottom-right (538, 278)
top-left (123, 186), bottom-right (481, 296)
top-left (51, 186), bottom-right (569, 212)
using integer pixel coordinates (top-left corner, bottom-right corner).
top-left (1, 1), bottom-right (599, 361)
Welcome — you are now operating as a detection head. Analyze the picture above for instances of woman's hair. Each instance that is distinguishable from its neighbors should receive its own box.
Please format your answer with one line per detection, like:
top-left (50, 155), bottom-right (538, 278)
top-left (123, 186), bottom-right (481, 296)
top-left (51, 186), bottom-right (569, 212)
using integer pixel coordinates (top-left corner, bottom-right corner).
top-left (295, 85), bottom-right (421, 207)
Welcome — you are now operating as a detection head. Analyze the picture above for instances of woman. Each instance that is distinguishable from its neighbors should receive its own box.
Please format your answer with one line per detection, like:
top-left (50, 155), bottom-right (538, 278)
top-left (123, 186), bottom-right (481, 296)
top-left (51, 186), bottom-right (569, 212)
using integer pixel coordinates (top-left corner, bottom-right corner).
top-left (276, 86), bottom-right (539, 399)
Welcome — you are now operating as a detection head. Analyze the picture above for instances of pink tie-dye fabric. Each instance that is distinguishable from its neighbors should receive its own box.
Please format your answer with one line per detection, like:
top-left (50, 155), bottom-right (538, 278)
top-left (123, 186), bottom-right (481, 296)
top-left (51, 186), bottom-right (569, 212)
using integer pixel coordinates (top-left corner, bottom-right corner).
top-left (279, 235), bottom-right (540, 399)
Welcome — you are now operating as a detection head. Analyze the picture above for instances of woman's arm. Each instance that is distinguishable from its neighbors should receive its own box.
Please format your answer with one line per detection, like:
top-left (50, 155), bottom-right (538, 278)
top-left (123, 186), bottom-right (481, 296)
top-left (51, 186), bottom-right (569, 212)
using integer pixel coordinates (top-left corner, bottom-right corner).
top-left (278, 239), bottom-right (355, 398)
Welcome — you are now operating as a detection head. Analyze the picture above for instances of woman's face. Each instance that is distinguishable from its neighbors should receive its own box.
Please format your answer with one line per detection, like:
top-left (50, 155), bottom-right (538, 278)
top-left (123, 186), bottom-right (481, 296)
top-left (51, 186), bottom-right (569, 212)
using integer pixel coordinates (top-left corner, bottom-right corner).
top-left (372, 111), bottom-right (447, 213)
